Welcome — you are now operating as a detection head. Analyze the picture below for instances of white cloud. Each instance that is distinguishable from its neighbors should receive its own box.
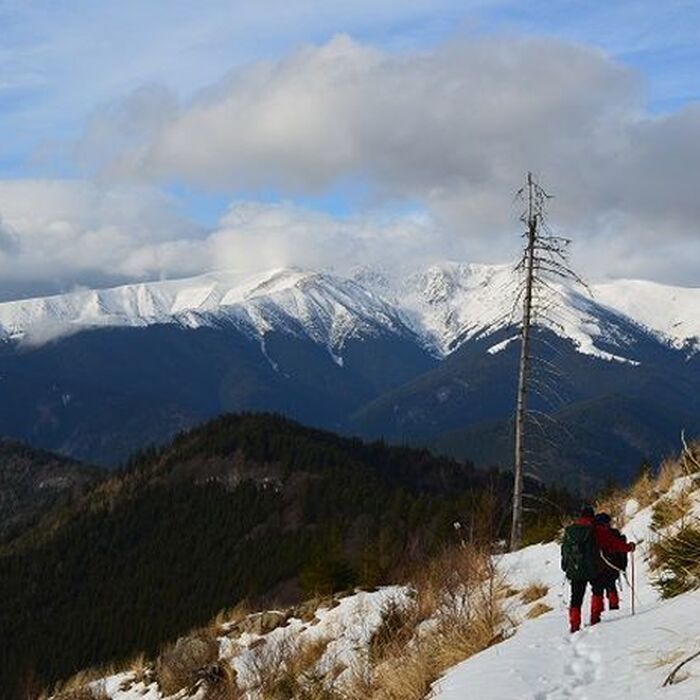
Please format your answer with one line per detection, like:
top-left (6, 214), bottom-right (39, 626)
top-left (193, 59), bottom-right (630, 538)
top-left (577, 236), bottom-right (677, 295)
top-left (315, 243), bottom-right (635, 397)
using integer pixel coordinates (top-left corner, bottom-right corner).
top-left (0, 181), bottom-right (444, 298)
top-left (80, 35), bottom-right (700, 284)
top-left (0, 180), bottom-right (206, 298)
top-left (3, 33), bottom-right (700, 296)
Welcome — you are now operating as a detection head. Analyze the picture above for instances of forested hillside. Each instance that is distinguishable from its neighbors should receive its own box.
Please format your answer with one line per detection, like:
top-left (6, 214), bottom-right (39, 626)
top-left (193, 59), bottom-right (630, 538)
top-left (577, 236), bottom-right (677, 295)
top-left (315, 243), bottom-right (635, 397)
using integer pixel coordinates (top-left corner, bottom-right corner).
top-left (0, 439), bottom-right (103, 542)
top-left (0, 413), bottom-right (569, 698)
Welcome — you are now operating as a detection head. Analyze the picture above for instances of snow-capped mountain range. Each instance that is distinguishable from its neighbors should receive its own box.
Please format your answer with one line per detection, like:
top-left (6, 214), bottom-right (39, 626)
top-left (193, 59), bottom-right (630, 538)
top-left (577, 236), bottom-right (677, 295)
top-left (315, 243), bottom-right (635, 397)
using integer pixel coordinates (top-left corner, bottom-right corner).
top-left (1, 262), bottom-right (698, 363)
top-left (2, 262), bottom-right (698, 475)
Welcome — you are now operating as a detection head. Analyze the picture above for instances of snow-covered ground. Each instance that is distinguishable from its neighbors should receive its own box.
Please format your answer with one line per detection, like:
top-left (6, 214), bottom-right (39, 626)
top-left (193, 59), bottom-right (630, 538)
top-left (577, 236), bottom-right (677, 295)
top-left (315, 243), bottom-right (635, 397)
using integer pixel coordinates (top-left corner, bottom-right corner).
top-left (433, 486), bottom-right (700, 700)
top-left (77, 473), bottom-right (700, 700)
top-left (1, 262), bottom-right (698, 361)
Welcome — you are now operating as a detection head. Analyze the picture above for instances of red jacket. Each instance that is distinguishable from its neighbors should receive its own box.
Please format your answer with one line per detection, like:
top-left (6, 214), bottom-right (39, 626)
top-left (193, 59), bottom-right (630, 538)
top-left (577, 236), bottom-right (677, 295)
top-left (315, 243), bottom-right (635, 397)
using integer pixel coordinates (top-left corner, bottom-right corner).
top-left (574, 516), bottom-right (634, 554)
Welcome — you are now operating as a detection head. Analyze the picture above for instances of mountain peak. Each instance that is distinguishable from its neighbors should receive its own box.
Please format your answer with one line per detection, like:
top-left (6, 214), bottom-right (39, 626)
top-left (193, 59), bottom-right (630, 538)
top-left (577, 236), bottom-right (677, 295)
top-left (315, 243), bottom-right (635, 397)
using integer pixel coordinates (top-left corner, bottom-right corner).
top-left (0, 263), bottom-right (698, 361)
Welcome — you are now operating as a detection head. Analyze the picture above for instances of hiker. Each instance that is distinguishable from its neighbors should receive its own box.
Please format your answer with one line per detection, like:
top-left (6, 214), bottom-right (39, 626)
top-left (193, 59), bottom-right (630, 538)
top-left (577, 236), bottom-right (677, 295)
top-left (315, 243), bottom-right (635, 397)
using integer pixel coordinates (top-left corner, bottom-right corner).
top-left (594, 512), bottom-right (628, 611)
top-left (561, 505), bottom-right (635, 633)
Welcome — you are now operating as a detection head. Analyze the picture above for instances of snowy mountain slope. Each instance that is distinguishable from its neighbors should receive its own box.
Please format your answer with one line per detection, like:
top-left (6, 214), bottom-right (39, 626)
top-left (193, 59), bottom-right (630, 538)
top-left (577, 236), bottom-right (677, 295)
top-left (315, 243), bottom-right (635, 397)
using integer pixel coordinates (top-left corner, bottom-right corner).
top-left (0, 267), bottom-right (418, 362)
top-left (594, 278), bottom-right (700, 353)
top-left (434, 483), bottom-right (700, 700)
top-left (1, 262), bottom-right (697, 363)
top-left (355, 261), bottom-right (700, 362)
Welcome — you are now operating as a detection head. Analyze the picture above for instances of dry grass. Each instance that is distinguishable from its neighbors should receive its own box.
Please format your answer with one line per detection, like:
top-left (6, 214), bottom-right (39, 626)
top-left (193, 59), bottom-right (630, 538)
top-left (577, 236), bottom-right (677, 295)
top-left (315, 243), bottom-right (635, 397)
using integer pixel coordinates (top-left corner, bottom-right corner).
top-left (651, 490), bottom-right (692, 531)
top-left (368, 597), bottom-right (416, 664)
top-left (210, 600), bottom-right (252, 634)
top-left (680, 439), bottom-right (700, 476)
top-left (642, 647), bottom-right (688, 670)
top-left (196, 662), bottom-right (240, 700)
top-left (520, 583), bottom-right (548, 604)
top-left (344, 543), bottom-right (507, 700)
top-left (49, 683), bottom-right (109, 700)
top-left (526, 602), bottom-right (553, 620)
top-left (155, 629), bottom-right (220, 696)
top-left (657, 458), bottom-right (682, 494)
top-left (650, 521), bottom-right (700, 598)
top-left (247, 636), bottom-right (332, 699)
top-left (630, 469), bottom-right (657, 509)
top-left (595, 447), bottom-right (695, 529)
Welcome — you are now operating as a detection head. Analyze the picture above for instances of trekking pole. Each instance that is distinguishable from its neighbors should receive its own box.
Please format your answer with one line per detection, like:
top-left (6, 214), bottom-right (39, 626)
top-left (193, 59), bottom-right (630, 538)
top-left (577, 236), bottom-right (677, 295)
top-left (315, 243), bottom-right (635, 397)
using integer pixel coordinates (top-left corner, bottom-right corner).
top-left (631, 549), bottom-right (635, 616)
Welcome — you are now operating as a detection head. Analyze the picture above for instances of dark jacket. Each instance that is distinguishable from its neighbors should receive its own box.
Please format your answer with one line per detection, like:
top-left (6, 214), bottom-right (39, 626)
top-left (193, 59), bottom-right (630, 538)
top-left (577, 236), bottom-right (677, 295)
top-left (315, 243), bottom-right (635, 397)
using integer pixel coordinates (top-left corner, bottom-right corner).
top-left (574, 516), bottom-right (634, 556)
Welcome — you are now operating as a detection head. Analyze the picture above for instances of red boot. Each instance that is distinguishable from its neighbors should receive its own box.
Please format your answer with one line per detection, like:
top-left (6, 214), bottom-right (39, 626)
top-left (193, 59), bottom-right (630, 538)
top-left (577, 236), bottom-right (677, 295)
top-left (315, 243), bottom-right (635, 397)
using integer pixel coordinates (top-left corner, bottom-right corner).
top-left (590, 594), bottom-right (604, 625)
top-left (569, 607), bottom-right (581, 633)
top-left (607, 589), bottom-right (620, 610)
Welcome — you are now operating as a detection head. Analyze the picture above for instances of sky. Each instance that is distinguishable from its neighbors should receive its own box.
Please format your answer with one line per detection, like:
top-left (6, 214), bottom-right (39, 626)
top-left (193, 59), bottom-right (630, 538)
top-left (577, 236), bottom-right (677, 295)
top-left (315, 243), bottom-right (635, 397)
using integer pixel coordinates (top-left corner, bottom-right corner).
top-left (0, 0), bottom-right (699, 299)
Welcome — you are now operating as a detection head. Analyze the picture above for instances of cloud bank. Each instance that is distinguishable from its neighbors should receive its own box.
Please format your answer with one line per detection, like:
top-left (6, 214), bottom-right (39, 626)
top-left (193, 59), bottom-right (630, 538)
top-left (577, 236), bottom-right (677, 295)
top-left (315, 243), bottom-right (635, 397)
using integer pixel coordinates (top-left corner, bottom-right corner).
top-left (1, 33), bottom-right (699, 300)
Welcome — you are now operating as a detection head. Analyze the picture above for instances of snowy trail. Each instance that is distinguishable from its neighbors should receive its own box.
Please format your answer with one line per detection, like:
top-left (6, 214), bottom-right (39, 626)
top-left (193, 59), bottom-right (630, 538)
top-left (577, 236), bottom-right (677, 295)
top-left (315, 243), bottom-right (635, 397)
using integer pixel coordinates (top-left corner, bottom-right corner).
top-left (435, 592), bottom-right (700, 700)
top-left (433, 495), bottom-right (700, 700)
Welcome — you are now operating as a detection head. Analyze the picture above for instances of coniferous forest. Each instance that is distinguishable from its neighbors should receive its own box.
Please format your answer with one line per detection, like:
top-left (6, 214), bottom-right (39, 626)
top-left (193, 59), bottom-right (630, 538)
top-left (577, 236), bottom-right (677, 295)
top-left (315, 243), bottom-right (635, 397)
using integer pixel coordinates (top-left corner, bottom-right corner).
top-left (0, 413), bottom-right (571, 697)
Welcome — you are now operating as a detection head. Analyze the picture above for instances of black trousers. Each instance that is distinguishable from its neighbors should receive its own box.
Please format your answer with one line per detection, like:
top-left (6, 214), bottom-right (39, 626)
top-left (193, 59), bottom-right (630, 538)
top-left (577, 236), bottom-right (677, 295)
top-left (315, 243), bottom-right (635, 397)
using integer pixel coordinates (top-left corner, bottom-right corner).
top-left (599, 572), bottom-right (619, 595)
top-left (570, 579), bottom-right (604, 608)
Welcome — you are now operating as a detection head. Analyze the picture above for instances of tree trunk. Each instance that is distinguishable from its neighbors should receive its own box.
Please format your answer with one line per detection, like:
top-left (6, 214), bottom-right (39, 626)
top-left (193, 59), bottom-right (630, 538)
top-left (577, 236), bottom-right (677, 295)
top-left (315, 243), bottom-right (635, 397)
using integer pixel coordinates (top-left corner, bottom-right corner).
top-left (511, 172), bottom-right (537, 551)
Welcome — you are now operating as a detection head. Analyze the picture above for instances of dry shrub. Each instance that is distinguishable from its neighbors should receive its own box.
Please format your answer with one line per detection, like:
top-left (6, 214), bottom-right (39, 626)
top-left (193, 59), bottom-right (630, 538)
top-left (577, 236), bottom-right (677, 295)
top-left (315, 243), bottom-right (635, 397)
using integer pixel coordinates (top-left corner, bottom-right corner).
top-left (357, 651), bottom-right (433, 700)
top-left (197, 662), bottom-right (240, 700)
top-left (50, 683), bottom-right (108, 700)
top-left (680, 439), bottom-right (700, 476)
top-left (526, 602), bottom-right (552, 620)
top-left (125, 652), bottom-right (150, 680)
top-left (651, 491), bottom-right (692, 531)
top-left (49, 668), bottom-right (112, 700)
top-left (155, 629), bottom-right (220, 696)
top-left (650, 521), bottom-right (700, 598)
top-left (520, 583), bottom-right (548, 604)
top-left (346, 543), bottom-right (506, 700)
top-left (630, 468), bottom-right (657, 509)
top-left (657, 458), bottom-right (681, 494)
top-left (499, 585), bottom-right (520, 599)
top-left (247, 636), bottom-right (332, 699)
top-left (369, 597), bottom-right (416, 664)
top-left (210, 600), bottom-right (251, 634)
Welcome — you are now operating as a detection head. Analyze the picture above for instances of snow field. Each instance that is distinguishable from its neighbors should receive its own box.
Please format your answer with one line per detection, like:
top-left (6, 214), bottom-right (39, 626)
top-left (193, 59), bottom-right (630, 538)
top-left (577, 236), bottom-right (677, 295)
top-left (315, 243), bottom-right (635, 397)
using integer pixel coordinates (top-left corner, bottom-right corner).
top-left (433, 482), bottom-right (700, 700)
top-left (1, 263), bottom-right (697, 362)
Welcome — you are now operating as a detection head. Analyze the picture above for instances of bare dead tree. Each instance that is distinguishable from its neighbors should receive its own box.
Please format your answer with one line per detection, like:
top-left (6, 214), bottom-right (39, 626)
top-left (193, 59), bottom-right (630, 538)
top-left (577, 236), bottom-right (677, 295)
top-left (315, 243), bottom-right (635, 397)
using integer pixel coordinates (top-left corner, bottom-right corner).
top-left (510, 172), bottom-right (587, 551)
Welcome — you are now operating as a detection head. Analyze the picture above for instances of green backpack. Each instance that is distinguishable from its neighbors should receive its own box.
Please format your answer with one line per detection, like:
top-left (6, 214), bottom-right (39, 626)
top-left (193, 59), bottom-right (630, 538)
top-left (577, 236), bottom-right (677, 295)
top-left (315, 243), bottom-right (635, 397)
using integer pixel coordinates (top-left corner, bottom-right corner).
top-left (561, 523), bottom-right (599, 580)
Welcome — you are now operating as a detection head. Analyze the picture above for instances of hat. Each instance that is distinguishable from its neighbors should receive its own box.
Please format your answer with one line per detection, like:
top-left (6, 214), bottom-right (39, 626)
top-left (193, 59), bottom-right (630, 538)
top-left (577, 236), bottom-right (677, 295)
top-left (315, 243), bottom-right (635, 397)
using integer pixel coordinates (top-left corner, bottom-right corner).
top-left (595, 512), bottom-right (611, 525)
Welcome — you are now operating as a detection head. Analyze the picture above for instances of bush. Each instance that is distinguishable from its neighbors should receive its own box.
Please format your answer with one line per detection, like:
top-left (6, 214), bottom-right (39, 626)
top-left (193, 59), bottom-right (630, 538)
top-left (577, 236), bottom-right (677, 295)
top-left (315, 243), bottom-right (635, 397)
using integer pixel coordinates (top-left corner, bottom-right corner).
top-left (651, 491), bottom-right (691, 531)
top-left (155, 630), bottom-right (220, 696)
top-left (368, 597), bottom-right (415, 663)
top-left (51, 685), bottom-right (108, 700)
top-left (650, 522), bottom-right (700, 598)
top-left (247, 637), bottom-right (331, 699)
top-left (346, 543), bottom-right (507, 700)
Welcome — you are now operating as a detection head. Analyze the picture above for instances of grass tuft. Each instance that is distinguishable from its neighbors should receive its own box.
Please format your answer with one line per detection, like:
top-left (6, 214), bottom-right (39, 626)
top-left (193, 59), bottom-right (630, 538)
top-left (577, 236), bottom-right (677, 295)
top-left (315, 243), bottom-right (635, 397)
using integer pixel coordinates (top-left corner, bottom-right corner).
top-left (155, 629), bottom-right (220, 696)
top-left (520, 583), bottom-right (548, 604)
top-left (651, 491), bottom-right (692, 531)
top-left (650, 522), bottom-right (700, 598)
top-left (526, 602), bottom-right (553, 620)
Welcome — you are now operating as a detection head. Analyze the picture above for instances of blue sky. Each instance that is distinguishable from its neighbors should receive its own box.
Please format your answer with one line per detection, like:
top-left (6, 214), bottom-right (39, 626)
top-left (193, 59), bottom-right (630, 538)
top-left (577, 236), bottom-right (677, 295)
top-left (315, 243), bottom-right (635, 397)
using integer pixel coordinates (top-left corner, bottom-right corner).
top-left (0, 0), bottom-right (699, 296)
top-left (2, 1), bottom-right (697, 183)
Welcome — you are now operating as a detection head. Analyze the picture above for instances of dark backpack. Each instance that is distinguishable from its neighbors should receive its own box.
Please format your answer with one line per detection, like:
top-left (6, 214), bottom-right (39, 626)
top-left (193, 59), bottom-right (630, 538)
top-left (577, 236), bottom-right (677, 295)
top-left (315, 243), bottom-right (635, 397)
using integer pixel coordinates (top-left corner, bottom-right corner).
top-left (561, 523), bottom-right (599, 580)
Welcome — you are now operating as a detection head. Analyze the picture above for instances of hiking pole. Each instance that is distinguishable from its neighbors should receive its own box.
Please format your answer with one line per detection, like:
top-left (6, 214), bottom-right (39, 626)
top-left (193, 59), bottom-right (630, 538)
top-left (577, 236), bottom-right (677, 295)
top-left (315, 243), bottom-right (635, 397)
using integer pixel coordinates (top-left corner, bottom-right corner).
top-left (631, 549), bottom-right (635, 616)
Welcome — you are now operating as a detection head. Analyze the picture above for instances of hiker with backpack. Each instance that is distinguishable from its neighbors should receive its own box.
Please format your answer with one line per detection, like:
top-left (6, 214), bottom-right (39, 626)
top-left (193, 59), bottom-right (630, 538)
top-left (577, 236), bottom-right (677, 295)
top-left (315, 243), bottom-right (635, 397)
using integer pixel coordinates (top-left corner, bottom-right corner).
top-left (561, 505), bottom-right (635, 633)
top-left (594, 512), bottom-right (628, 611)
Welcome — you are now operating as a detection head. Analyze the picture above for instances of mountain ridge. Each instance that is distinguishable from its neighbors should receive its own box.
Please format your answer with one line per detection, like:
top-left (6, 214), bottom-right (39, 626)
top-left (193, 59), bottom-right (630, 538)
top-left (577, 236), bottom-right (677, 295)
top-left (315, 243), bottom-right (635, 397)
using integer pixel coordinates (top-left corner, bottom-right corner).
top-left (0, 262), bottom-right (698, 482)
top-left (2, 262), bottom-right (698, 361)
